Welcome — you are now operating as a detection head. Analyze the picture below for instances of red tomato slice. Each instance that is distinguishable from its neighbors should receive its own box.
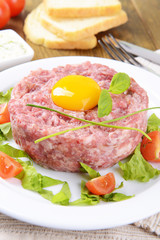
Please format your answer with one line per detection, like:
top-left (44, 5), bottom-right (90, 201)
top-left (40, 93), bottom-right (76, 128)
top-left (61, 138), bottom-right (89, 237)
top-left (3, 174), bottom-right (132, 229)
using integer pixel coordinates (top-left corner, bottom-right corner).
top-left (85, 172), bottom-right (115, 195)
top-left (0, 0), bottom-right (10, 29)
top-left (140, 131), bottom-right (160, 162)
top-left (0, 103), bottom-right (10, 124)
top-left (0, 151), bottom-right (23, 179)
top-left (5, 0), bottom-right (25, 17)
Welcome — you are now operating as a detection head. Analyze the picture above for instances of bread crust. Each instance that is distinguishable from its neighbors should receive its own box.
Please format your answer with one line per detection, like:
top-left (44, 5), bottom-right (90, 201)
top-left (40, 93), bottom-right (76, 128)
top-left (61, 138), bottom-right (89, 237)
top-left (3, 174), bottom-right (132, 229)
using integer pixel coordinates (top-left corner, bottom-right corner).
top-left (23, 7), bottom-right (97, 50)
top-left (44, 0), bottom-right (121, 18)
top-left (40, 6), bottom-right (128, 41)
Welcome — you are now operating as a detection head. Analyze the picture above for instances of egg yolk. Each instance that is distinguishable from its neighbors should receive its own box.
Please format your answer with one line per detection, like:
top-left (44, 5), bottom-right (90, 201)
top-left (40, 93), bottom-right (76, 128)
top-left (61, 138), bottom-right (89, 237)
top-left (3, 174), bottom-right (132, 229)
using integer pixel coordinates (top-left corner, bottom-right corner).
top-left (51, 75), bottom-right (101, 111)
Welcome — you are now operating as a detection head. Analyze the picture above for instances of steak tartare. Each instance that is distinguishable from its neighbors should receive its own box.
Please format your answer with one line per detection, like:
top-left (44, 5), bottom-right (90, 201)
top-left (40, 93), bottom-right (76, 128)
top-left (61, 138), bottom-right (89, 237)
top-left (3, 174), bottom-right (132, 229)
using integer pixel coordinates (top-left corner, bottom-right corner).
top-left (8, 61), bottom-right (148, 172)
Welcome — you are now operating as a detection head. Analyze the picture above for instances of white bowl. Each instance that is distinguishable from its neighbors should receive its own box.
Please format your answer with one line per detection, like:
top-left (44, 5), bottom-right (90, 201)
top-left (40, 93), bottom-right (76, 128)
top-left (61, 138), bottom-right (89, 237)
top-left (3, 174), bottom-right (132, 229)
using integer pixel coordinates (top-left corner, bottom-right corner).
top-left (0, 29), bottom-right (34, 71)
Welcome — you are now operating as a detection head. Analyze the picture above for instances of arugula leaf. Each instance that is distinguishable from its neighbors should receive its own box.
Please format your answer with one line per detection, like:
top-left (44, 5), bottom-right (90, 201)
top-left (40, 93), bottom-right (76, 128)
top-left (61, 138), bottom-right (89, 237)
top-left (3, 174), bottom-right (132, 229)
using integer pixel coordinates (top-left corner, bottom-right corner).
top-left (80, 162), bottom-right (100, 179)
top-left (119, 144), bottom-right (160, 182)
top-left (51, 182), bottom-right (71, 206)
top-left (109, 73), bottom-right (131, 94)
top-left (0, 88), bottom-right (13, 104)
top-left (101, 192), bottom-right (134, 202)
top-left (70, 180), bottom-right (99, 206)
top-left (147, 113), bottom-right (160, 133)
top-left (98, 89), bottom-right (112, 117)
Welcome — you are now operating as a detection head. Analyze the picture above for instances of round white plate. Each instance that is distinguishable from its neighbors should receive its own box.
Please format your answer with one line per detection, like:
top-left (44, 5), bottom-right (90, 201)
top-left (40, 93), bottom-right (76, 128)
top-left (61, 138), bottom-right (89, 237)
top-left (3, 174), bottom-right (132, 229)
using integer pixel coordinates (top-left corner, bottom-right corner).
top-left (0, 56), bottom-right (160, 231)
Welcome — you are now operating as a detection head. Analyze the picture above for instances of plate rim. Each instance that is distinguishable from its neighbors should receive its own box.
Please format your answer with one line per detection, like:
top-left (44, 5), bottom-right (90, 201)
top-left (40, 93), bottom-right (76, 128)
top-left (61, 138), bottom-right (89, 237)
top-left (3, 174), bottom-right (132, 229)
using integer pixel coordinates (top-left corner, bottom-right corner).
top-left (0, 56), bottom-right (160, 230)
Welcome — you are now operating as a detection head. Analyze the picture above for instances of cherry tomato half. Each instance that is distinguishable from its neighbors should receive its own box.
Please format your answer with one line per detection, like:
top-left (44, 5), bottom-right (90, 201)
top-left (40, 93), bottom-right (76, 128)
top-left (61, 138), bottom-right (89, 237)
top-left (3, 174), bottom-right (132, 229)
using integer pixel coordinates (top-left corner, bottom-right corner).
top-left (0, 103), bottom-right (10, 124)
top-left (0, 151), bottom-right (23, 179)
top-left (0, 0), bottom-right (10, 29)
top-left (140, 131), bottom-right (160, 162)
top-left (86, 172), bottom-right (116, 195)
top-left (5, 0), bottom-right (25, 17)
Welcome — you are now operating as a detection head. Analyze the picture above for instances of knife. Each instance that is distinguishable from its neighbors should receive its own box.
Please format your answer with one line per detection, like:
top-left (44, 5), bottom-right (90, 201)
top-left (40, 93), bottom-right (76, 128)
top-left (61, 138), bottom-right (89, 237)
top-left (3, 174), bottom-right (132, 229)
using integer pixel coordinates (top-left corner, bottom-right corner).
top-left (118, 40), bottom-right (160, 65)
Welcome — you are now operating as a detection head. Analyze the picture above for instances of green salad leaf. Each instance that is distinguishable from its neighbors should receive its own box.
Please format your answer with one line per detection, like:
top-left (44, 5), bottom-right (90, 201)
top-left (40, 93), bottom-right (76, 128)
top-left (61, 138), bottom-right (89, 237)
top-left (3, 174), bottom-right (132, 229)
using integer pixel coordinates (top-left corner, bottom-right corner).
top-left (119, 144), bottom-right (160, 182)
top-left (16, 158), bottom-right (65, 202)
top-left (0, 122), bottom-right (11, 136)
top-left (80, 162), bottom-right (100, 179)
top-left (101, 192), bottom-right (134, 202)
top-left (51, 182), bottom-right (71, 206)
top-left (0, 88), bottom-right (12, 104)
top-left (42, 176), bottom-right (63, 188)
top-left (70, 180), bottom-right (100, 206)
top-left (147, 113), bottom-right (160, 133)
top-left (0, 144), bottom-right (30, 159)
top-left (0, 122), bottom-right (12, 143)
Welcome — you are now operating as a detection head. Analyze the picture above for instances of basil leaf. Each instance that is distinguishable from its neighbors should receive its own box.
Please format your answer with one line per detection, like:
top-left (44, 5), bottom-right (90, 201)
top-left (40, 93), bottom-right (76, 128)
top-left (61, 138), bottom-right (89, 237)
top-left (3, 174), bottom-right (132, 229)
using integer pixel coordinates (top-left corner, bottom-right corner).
top-left (119, 144), bottom-right (160, 182)
top-left (0, 88), bottom-right (13, 104)
top-left (80, 162), bottom-right (100, 179)
top-left (98, 89), bottom-right (112, 117)
top-left (51, 182), bottom-right (71, 206)
top-left (147, 113), bottom-right (160, 133)
top-left (109, 73), bottom-right (130, 94)
top-left (101, 192), bottom-right (134, 202)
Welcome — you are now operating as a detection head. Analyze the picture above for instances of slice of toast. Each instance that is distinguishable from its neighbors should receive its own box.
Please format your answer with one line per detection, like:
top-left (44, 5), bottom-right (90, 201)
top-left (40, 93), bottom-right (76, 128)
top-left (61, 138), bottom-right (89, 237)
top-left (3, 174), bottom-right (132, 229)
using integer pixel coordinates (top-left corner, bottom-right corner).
top-left (23, 7), bottom-right (97, 50)
top-left (40, 4), bottom-right (128, 41)
top-left (44, 0), bottom-right (121, 18)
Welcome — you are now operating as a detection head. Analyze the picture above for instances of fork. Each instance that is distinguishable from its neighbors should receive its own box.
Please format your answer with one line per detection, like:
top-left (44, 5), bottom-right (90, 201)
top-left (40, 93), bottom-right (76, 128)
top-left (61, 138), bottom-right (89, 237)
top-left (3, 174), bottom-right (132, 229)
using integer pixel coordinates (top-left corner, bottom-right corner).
top-left (98, 34), bottom-right (160, 77)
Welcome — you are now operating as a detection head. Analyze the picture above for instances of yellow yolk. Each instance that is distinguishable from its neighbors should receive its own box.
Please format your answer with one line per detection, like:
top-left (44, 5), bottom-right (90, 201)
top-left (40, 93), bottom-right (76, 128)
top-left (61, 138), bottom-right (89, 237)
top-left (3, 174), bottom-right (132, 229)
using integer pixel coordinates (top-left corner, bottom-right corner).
top-left (51, 75), bottom-right (101, 111)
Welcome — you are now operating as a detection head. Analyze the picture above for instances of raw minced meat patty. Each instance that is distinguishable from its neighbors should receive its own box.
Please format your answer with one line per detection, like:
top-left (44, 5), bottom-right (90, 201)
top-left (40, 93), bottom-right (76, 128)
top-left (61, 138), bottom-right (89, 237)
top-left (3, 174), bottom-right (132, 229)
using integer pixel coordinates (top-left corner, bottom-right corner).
top-left (8, 61), bottom-right (148, 172)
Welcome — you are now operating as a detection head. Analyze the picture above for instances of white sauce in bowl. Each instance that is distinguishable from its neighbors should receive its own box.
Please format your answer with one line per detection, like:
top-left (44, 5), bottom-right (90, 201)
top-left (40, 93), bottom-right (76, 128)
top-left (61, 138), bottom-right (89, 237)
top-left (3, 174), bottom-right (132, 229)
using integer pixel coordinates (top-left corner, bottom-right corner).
top-left (0, 29), bottom-right (34, 71)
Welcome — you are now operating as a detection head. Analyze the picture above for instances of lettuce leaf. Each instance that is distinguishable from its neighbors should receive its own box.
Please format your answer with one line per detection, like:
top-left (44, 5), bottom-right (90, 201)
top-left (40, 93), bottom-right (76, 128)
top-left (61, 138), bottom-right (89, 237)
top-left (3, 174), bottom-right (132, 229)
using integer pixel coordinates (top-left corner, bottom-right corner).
top-left (101, 192), bottom-right (134, 202)
top-left (70, 180), bottom-right (99, 206)
top-left (80, 162), bottom-right (100, 179)
top-left (51, 182), bottom-right (71, 206)
top-left (147, 113), bottom-right (160, 132)
top-left (0, 88), bottom-right (12, 104)
top-left (119, 144), bottom-right (160, 182)
top-left (0, 144), bottom-right (30, 159)
top-left (0, 123), bottom-right (12, 143)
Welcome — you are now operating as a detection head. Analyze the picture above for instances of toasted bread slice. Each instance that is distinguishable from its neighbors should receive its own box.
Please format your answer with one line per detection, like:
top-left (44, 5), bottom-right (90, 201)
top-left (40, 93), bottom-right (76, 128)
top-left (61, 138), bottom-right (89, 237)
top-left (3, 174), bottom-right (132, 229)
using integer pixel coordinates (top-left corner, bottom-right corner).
top-left (23, 7), bottom-right (97, 49)
top-left (44, 0), bottom-right (121, 18)
top-left (40, 4), bottom-right (128, 41)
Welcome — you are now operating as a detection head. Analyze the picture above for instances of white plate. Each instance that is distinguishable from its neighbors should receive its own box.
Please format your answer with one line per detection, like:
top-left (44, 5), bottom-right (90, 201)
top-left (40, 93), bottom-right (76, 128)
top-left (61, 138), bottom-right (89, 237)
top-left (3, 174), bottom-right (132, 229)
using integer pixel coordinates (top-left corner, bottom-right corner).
top-left (0, 56), bottom-right (160, 231)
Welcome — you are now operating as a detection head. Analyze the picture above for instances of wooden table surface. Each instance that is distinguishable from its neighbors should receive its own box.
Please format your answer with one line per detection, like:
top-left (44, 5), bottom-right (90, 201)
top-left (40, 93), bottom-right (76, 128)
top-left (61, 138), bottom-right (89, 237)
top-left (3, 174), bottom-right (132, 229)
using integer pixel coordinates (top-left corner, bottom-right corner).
top-left (4, 0), bottom-right (160, 61)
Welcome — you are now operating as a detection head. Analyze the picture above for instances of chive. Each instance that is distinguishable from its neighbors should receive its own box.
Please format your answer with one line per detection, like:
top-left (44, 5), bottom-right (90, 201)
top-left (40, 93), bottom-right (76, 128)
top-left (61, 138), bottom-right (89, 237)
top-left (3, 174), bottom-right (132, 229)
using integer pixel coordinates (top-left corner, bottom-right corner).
top-left (26, 104), bottom-right (160, 142)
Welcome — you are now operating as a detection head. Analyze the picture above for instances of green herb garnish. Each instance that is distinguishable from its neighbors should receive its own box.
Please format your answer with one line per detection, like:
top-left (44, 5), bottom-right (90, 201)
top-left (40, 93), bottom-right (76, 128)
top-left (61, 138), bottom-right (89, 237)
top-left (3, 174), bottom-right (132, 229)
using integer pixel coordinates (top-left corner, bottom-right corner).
top-left (98, 73), bottom-right (130, 117)
top-left (27, 104), bottom-right (157, 143)
top-left (98, 89), bottom-right (112, 117)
